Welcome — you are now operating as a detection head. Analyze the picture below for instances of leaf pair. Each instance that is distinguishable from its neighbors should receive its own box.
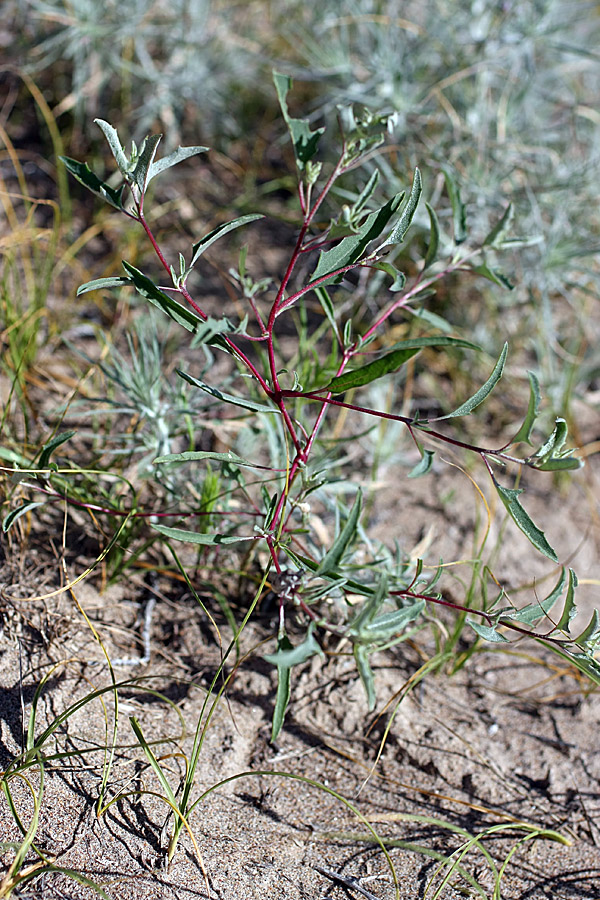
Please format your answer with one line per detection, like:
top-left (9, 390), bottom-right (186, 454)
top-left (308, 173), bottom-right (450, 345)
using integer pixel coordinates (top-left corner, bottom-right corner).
top-left (60, 120), bottom-right (207, 211)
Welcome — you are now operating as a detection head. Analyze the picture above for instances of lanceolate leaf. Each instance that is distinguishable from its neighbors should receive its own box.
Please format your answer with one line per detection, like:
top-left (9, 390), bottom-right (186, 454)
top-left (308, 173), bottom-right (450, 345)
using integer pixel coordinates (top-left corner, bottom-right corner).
top-left (77, 276), bottom-right (132, 295)
top-left (131, 133), bottom-right (162, 192)
top-left (152, 524), bottom-right (256, 545)
top-left (533, 456), bottom-right (581, 471)
top-left (121, 261), bottom-right (204, 331)
top-left (38, 431), bottom-right (76, 468)
top-left (60, 157), bottom-right (125, 210)
top-left (314, 286), bottom-right (339, 337)
top-left (534, 418), bottom-right (569, 463)
top-left (361, 599), bottom-right (425, 641)
top-left (555, 569), bottom-right (578, 634)
top-left (511, 371), bottom-right (541, 445)
top-left (483, 203), bottom-right (514, 247)
top-left (271, 633), bottom-right (293, 741)
top-left (471, 261), bottom-right (514, 290)
top-left (353, 644), bottom-right (376, 709)
top-left (154, 450), bottom-right (267, 469)
top-left (383, 335), bottom-right (481, 353)
top-left (542, 645), bottom-right (600, 683)
top-left (147, 144), bottom-right (208, 184)
top-left (273, 71), bottom-right (325, 170)
top-left (190, 215), bottom-right (264, 269)
top-left (310, 192), bottom-right (405, 285)
top-left (264, 626), bottom-right (322, 667)
top-left (323, 347), bottom-right (419, 394)
top-left (494, 479), bottom-right (558, 562)
top-left (3, 501), bottom-right (45, 533)
top-left (531, 418), bottom-right (581, 471)
top-left (408, 449), bottom-right (434, 478)
top-left (499, 570), bottom-right (565, 626)
top-left (354, 168), bottom-right (380, 216)
top-left (423, 202), bottom-right (440, 269)
top-left (442, 343), bottom-right (508, 418)
top-left (371, 261), bottom-right (406, 291)
top-left (348, 575), bottom-right (388, 636)
top-left (94, 119), bottom-right (129, 174)
top-left (576, 609), bottom-right (600, 650)
top-left (176, 370), bottom-right (279, 413)
top-left (442, 166), bottom-right (467, 243)
top-left (316, 490), bottom-right (363, 576)
top-left (468, 621), bottom-right (510, 643)
top-left (378, 168), bottom-right (422, 248)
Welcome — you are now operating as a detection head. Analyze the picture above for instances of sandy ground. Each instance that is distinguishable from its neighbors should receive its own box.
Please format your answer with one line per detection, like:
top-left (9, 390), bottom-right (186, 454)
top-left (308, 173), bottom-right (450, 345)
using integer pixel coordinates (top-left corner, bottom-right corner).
top-left (1, 443), bottom-right (599, 900)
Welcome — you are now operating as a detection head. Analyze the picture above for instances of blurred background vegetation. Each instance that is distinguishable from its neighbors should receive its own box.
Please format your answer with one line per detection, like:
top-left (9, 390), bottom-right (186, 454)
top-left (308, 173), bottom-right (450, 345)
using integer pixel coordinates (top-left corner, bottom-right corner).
top-left (1, 0), bottom-right (599, 574)
top-left (4, 0), bottom-right (599, 398)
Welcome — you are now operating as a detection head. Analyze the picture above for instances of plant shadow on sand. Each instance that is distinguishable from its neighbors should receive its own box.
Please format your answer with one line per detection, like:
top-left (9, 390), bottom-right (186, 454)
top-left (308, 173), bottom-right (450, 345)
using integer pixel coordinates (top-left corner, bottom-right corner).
top-left (1, 460), bottom-right (599, 899)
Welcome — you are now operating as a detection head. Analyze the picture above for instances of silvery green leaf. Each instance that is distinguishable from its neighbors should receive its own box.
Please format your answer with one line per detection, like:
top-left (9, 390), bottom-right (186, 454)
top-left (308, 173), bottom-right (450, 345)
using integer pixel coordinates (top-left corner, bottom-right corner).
top-left (314, 286), bottom-right (339, 337)
top-left (534, 418), bottom-right (569, 463)
top-left (423, 202), bottom-right (440, 270)
top-left (121, 261), bottom-right (203, 331)
top-left (39, 431), bottom-right (76, 468)
top-left (273, 71), bottom-right (325, 171)
top-left (494, 479), bottom-right (558, 562)
top-left (468, 621), bottom-right (510, 643)
top-left (442, 343), bottom-right (508, 418)
top-left (147, 144), bottom-right (208, 184)
top-left (348, 574), bottom-right (388, 635)
top-left (354, 168), bottom-right (380, 216)
top-left (131, 133), bottom-right (162, 193)
top-left (383, 335), bottom-right (480, 353)
top-left (176, 371), bottom-right (279, 413)
top-left (60, 157), bottom-right (125, 210)
top-left (77, 276), bottom-right (131, 295)
top-left (378, 168), bottom-right (422, 249)
top-left (511, 372), bottom-right (541, 445)
top-left (533, 456), bottom-right (582, 471)
top-left (154, 450), bottom-right (265, 469)
top-left (555, 569), bottom-right (578, 634)
top-left (94, 119), bottom-right (130, 174)
top-left (499, 570), bottom-right (565, 626)
top-left (263, 491), bottom-right (279, 529)
top-left (560, 652), bottom-right (600, 683)
top-left (310, 192), bottom-right (405, 285)
top-left (189, 315), bottom-right (248, 349)
top-left (190, 215), bottom-right (264, 269)
top-left (152, 524), bottom-right (255, 545)
top-left (408, 449), bottom-right (434, 478)
top-left (483, 203), bottom-right (514, 247)
top-left (470, 262), bottom-right (514, 290)
top-left (3, 501), bottom-right (45, 533)
top-left (353, 644), bottom-right (376, 710)
top-left (271, 633), bottom-right (293, 741)
top-left (362, 599), bottom-right (425, 641)
top-left (264, 625), bottom-right (322, 667)
top-left (316, 489), bottom-right (363, 576)
top-left (576, 609), bottom-right (600, 651)
top-left (371, 261), bottom-right (406, 291)
top-left (442, 166), bottom-right (467, 244)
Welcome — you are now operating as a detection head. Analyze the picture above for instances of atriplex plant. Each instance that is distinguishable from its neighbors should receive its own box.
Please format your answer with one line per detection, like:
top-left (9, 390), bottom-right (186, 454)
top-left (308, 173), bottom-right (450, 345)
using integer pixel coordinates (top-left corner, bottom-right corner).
top-left (39, 76), bottom-right (600, 719)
